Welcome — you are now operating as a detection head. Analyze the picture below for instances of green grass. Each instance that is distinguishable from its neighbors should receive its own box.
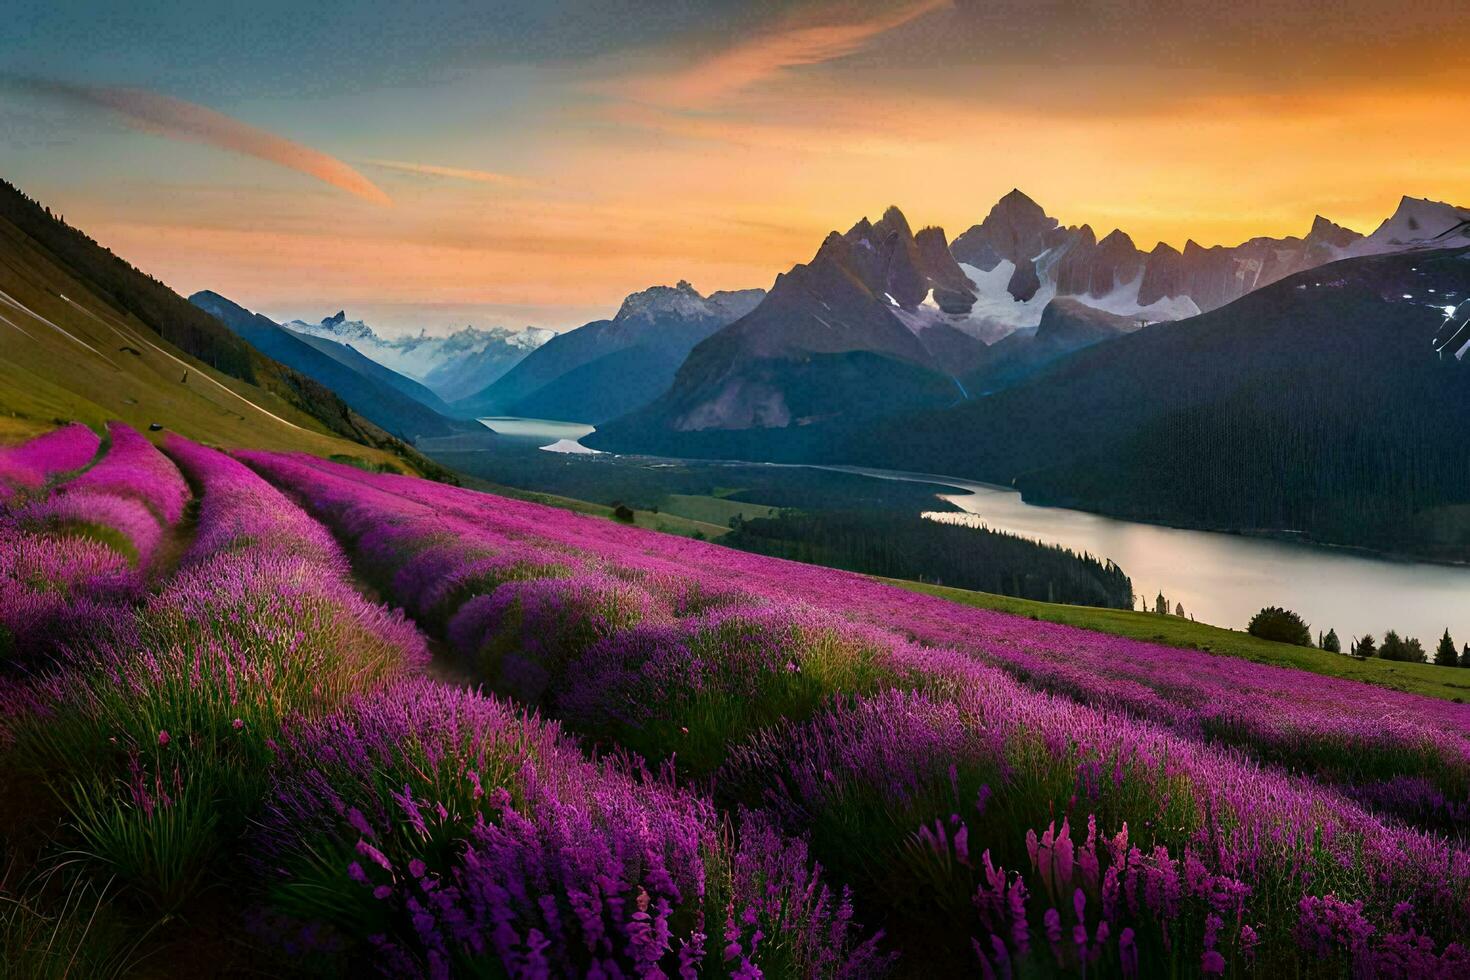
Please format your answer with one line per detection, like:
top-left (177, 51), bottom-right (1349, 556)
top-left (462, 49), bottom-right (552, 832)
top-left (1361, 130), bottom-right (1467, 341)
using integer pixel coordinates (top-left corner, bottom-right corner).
top-left (659, 493), bottom-right (779, 527)
top-left (0, 868), bottom-right (147, 980)
top-left (453, 473), bottom-right (730, 540)
top-left (888, 578), bottom-right (1470, 702)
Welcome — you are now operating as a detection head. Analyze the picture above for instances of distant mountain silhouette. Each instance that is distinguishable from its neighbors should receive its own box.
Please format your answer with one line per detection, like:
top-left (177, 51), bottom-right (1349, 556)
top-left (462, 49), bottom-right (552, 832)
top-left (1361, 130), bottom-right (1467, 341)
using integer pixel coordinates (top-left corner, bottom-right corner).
top-left (284, 312), bottom-right (553, 403)
top-left (453, 280), bottom-right (764, 424)
top-left (191, 291), bottom-right (483, 444)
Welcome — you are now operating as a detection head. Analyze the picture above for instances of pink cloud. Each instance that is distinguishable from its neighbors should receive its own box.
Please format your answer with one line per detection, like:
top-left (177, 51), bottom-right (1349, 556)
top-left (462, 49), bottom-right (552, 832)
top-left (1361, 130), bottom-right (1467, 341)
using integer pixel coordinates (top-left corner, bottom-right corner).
top-left (611, 0), bottom-right (949, 108)
top-left (32, 81), bottom-right (390, 205)
top-left (364, 158), bottom-right (531, 187)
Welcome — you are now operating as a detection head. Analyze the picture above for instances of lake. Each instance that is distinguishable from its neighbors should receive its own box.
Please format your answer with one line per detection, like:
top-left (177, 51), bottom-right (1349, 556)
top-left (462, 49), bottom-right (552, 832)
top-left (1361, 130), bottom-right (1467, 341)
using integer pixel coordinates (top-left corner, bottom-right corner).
top-left (831, 465), bottom-right (1470, 646)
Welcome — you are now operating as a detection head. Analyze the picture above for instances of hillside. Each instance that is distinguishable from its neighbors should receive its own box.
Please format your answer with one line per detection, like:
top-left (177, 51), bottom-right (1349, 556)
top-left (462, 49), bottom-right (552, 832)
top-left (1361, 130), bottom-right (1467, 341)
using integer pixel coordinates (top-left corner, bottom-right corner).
top-left (0, 179), bottom-right (432, 468)
top-left (893, 579), bottom-right (1470, 702)
top-left (453, 280), bottom-right (763, 423)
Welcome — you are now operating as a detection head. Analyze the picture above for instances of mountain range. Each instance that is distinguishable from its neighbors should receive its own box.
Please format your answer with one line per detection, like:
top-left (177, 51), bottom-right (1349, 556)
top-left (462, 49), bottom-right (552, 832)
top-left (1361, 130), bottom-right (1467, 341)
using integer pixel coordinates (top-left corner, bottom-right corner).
top-left (259, 192), bottom-right (1467, 448)
top-left (860, 245), bottom-right (1470, 557)
top-left (283, 313), bottom-right (555, 402)
top-left (189, 292), bottom-right (486, 444)
top-left (596, 193), bottom-right (1469, 455)
top-left (585, 192), bottom-right (1470, 557)
top-left (451, 280), bottom-right (765, 424)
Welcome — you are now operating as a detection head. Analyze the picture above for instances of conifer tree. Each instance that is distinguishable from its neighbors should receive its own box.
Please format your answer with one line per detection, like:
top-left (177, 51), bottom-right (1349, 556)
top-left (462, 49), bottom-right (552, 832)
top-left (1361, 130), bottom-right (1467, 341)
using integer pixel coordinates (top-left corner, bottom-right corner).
top-left (1322, 629), bottom-right (1340, 654)
top-left (1379, 630), bottom-right (1403, 660)
top-left (1435, 629), bottom-right (1458, 667)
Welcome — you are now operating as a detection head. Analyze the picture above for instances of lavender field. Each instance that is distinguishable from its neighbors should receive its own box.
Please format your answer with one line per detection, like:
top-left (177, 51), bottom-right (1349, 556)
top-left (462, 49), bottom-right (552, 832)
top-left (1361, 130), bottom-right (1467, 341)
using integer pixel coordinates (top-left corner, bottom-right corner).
top-left (3, 423), bottom-right (1469, 977)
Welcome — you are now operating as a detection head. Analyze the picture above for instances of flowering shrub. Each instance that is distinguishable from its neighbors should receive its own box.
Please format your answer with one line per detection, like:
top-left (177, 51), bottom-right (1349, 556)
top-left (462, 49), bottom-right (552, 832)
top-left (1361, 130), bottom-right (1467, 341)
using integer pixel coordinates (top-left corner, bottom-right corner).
top-left (258, 680), bottom-right (888, 978)
top-left (0, 426), bottom-right (171, 669)
top-left (19, 492), bottom-right (165, 567)
top-left (0, 422), bottom-right (98, 493)
top-left (446, 572), bottom-right (665, 705)
top-left (726, 672), bottom-right (1470, 973)
top-left (5, 438), bottom-right (425, 911)
top-left (9, 444), bottom-right (1451, 972)
top-left (0, 528), bottom-right (140, 670)
top-left (561, 605), bottom-right (903, 775)
top-left (1296, 895), bottom-right (1469, 977)
top-left (5, 421), bottom-right (186, 572)
top-left (61, 422), bottom-right (189, 525)
top-left (165, 435), bottom-right (341, 570)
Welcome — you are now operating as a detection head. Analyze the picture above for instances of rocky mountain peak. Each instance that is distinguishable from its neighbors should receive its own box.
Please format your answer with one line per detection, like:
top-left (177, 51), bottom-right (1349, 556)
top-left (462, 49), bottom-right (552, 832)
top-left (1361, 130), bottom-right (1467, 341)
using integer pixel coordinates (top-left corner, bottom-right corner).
top-left (952, 189), bottom-right (1059, 272)
top-left (874, 205), bottom-right (914, 242)
top-left (997, 188), bottom-right (1043, 213)
top-left (615, 280), bottom-right (726, 324)
top-left (845, 217), bottom-right (875, 244)
top-left (1098, 229), bottom-right (1136, 252)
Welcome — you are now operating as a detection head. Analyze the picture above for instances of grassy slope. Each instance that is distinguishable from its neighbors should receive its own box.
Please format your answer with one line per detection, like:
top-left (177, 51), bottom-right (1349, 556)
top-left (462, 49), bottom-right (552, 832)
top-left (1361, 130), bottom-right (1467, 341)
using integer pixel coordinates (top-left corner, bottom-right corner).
top-left (892, 578), bottom-right (1470, 702)
top-left (659, 493), bottom-right (778, 527)
top-left (0, 212), bottom-right (405, 466)
top-left (454, 473), bottom-right (730, 539)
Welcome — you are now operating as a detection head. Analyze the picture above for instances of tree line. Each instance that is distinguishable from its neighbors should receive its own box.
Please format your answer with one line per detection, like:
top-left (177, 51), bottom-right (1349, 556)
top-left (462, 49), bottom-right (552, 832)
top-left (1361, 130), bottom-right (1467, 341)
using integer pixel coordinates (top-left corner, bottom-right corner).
top-left (1245, 605), bottom-right (1469, 667)
top-left (723, 510), bottom-right (1135, 609)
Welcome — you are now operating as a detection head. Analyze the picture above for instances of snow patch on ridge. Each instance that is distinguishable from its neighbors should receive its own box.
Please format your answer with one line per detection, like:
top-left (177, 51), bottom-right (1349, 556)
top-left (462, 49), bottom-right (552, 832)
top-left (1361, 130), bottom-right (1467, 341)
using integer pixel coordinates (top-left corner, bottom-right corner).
top-left (1084, 273), bottom-right (1203, 323)
top-left (891, 254), bottom-right (1208, 343)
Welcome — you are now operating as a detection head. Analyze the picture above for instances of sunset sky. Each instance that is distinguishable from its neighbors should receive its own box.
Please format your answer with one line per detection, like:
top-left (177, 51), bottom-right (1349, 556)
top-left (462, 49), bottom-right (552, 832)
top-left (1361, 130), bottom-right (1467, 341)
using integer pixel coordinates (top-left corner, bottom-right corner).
top-left (4, 0), bottom-right (1468, 332)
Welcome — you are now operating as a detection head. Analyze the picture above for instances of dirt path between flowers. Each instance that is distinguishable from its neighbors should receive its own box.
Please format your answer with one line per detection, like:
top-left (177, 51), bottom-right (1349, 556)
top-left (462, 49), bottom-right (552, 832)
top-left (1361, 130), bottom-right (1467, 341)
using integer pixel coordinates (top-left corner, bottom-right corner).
top-left (347, 569), bottom-right (479, 688)
top-left (150, 449), bottom-right (201, 585)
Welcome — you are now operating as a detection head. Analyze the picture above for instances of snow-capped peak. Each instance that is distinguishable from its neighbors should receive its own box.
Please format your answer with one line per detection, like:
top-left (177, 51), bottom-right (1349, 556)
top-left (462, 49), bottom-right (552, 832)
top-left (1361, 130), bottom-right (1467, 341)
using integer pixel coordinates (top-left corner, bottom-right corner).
top-left (1357, 196), bottom-right (1470, 252)
top-left (282, 310), bottom-right (553, 387)
top-left (291, 311), bottom-right (381, 345)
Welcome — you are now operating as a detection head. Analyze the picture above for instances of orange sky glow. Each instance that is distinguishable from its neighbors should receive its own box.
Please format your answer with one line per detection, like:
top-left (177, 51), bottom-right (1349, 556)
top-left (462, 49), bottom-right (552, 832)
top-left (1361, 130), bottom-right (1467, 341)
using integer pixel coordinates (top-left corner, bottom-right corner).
top-left (6, 0), bottom-right (1468, 331)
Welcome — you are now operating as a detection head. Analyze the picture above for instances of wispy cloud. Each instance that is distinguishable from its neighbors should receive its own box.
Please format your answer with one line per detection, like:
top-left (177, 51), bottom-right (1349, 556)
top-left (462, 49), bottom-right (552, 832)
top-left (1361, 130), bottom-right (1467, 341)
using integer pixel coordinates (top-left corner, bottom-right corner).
top-left (608, 0), bottom-right (949, 108)
top-left (364, 158), bottom-right (531, 187)
top-left (602, 102), bottom-right (930, 158)
top-left (17, 79), bottom-right (391, 205)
